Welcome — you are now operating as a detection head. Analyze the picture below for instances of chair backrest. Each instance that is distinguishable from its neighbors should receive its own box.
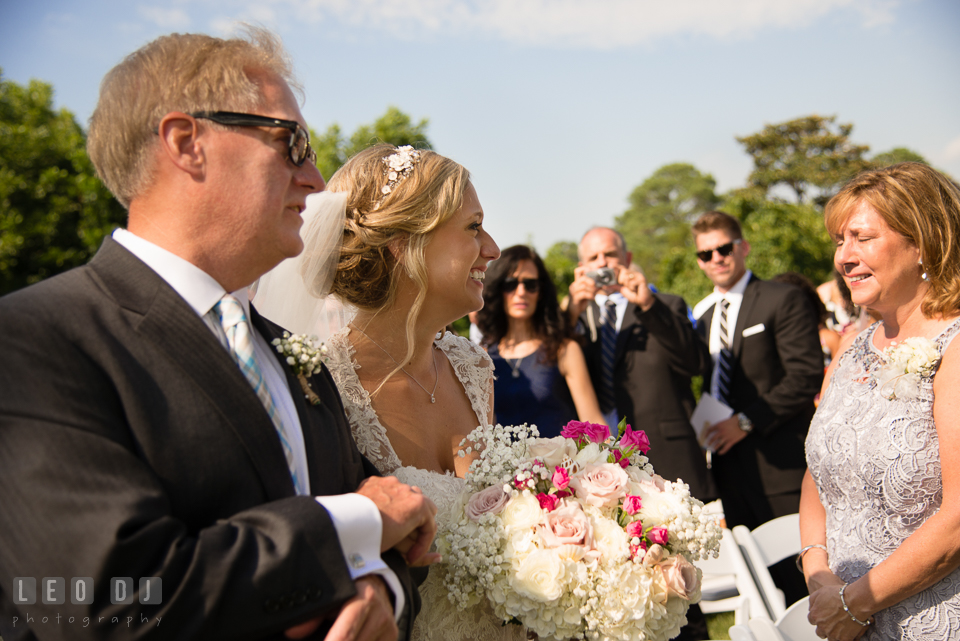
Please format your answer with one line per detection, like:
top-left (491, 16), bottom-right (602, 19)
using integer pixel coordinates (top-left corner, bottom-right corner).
top-left (696, 528), bottom-right (767, 625)
top-left (751, 513), bottom-right (801, 566)
top-left (775, 596), bottom-right (820, 641)
top-left (733, 514), bottom-right (802, 619)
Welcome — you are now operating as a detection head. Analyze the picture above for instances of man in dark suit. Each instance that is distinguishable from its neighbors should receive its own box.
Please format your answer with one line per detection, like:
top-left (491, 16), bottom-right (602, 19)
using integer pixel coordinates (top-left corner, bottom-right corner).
top-left (692, 211), bottom-right (823, 605)
top-left (567, 227), bottom-right (713, 641)
top-left (0, 29), bottom-right (434, 641)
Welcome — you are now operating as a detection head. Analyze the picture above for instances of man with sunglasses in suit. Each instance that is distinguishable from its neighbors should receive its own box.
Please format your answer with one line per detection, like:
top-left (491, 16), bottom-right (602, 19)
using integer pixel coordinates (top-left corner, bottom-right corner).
top-left (692, 211), bottom-right (823, 605)
top-left (0, 28), bottom-right (435, 641)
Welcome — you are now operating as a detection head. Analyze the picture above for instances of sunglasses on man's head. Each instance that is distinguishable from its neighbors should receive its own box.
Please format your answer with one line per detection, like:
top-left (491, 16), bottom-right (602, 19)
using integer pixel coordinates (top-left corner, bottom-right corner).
top-left (696, 239), bottom-right (741, 262)
top-left (189, 111), bottom-right (317, 167)
top-left (502, 278), bottom-right (540, 294)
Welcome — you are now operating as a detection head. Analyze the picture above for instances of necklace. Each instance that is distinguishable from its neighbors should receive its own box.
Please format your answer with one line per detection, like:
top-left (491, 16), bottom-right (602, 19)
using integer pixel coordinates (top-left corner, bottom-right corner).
top-left (351, 324), bottom-right (439, 404)
top-left (508, 355), bottom-right (525, 378)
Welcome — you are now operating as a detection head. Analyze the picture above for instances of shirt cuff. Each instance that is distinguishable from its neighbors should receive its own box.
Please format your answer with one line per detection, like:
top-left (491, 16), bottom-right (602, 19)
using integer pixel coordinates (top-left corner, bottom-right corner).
top-left (315, 493), bottom-right (404, 622)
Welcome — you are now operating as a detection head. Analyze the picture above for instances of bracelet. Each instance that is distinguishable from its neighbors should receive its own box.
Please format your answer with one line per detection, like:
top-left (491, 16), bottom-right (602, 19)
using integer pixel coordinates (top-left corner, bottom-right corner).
top-left (839, 583), bottom-right (872, 627)
top-left (796, 543), bottom-right (828, 573)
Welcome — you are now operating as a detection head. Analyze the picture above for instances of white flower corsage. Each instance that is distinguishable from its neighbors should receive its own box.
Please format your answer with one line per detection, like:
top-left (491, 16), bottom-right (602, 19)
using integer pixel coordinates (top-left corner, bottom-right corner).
top-left (272, 332), bottom-right (328, 405)
top-left (876, 336), bottom-right (941, 400)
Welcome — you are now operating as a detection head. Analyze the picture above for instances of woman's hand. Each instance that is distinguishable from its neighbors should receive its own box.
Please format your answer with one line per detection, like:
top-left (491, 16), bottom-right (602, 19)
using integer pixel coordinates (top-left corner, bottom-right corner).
top-left (808, 582), bottom-right (871, 641)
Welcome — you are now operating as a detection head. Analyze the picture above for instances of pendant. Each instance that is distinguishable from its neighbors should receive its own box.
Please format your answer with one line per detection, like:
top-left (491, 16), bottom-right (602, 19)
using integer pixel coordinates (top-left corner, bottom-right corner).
top-left (512, 369), bottom-right (520, 378)
top-left (430, 395), bottom-right (436, 403)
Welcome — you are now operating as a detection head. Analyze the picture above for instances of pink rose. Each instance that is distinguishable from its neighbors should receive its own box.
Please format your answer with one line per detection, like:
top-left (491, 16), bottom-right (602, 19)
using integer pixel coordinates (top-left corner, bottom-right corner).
top-left (630, 542), bottom-right (646, 559)
top-left (539, 501), bottom-right (595, 550)
top-left (537, 492), bottom-right (561, 512)
top-left (625, 520), bottom-right (644, 539)
top-left (612, 450), bottom-right (630, 468)
top-left (619, 424), bottom-right (651, 454)
top-left (555, 489), bottom-right (572, 499)
top-left (570, 463), bottom-right (630, 509)
top-left (623, 495), bottom-right (643, 515)
top-left (552, 466), bottom-right (570, 490)
top-left (648, 526), bottom-right (669, 546)
top-left (465, 485), bottom-right (509, 522)
top-left (659, 555), bottom-right (701, 601)
top-left (561, 420), bottom-right (610, 443)
top-left (638, 473), bottom-right (667, 495)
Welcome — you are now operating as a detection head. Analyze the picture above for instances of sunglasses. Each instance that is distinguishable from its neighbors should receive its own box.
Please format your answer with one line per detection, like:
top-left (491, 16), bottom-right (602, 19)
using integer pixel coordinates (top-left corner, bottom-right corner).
top-left (502, 278), bottom-right (540, 294)
top-left (696, 239), bottom-right (741, 262)
top-left (190, 111), bottom-right (317, 167)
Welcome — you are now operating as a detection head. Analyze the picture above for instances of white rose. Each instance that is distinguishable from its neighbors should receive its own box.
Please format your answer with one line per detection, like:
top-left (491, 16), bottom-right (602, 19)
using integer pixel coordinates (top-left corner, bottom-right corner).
top-left (501, 493), bottom-right (543, 531)
top-left (504, 528), bottom-right (538, 564)
top-left (528, 436), bottom-right (577, 467)
top-left (591, 515), bottom-right (630, 563)
top-left (575, 442), bottom-right (605, 465)
top-left (511, 548), bottom-right (565, 602)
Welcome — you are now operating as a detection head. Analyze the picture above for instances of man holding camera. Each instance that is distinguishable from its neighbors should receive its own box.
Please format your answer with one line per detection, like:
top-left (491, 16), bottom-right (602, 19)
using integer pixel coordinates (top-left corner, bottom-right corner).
top-left (567, 227), bottom-right (714, 501)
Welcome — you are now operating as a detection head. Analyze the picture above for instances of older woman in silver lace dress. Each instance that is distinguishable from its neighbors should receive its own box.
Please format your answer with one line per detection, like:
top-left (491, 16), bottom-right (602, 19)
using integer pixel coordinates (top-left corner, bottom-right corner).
top-left (800, 162), bottom-right (960, 640)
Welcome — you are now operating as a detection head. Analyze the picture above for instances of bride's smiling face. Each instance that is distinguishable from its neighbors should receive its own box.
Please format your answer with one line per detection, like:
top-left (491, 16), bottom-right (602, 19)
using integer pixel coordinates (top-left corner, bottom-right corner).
top-left (423, 182), bottom-right (500, 320)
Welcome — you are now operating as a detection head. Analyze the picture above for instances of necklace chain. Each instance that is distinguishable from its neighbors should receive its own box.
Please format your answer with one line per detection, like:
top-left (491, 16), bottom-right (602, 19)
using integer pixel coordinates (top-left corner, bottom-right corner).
top-left (508, 355), bottom-right (525, 378)
top-left (351, 324), bottom-right (439, 404)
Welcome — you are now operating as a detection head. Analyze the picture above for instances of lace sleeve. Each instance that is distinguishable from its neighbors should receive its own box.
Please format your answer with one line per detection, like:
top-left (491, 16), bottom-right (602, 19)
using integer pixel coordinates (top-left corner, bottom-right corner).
top-left (436, 332), bottom-right (494, 428)
top-left (324, 328), bottom-right (402, 475)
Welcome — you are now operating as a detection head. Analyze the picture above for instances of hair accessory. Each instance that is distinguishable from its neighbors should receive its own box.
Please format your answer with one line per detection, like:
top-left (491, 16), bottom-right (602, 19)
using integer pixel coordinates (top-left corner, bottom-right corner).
top-left (796, 543), bottom-right (828, 573)
top-left (839, 583), bottom-right (872, 627)
top-left (375, 146), bottom-right (421, 209)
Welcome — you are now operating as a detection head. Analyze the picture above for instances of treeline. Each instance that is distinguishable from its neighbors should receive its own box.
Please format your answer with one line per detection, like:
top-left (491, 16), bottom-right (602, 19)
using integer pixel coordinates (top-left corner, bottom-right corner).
top-left (542, 115), bottom-right (937, 305)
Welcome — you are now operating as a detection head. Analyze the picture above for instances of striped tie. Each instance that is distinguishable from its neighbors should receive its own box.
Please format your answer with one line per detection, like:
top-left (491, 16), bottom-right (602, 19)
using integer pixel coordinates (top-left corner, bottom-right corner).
top-left (598, 299), bottom-right (618, 414)
top-left (716, 298), bottom-right (734, 406)
top-left (214, 295), bottom-right (305, 495)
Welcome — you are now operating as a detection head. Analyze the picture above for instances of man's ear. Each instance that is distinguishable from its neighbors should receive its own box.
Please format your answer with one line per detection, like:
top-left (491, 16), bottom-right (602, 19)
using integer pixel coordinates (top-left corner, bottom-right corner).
top-left (741, 240), bottom-right (751, 258)
top-left (156, 112), bottom-right (205, 178)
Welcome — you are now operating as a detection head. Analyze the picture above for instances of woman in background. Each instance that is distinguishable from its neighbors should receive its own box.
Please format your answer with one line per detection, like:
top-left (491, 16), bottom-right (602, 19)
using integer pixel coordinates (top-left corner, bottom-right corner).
top-left (477, 244), bottom-right (605, 437)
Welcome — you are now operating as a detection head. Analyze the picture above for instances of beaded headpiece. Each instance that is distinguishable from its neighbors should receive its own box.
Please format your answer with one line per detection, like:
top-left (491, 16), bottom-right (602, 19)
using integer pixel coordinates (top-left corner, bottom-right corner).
top-left (374, 146), bottom-right (421, 209)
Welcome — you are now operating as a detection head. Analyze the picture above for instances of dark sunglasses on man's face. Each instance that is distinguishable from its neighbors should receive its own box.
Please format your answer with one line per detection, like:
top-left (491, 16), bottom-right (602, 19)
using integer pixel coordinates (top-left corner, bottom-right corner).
top-left (502, 278), bottom-right (540, 294)
top-left (696, 239), bottom-right (741, 262)
top-left (190, 111), bottom-right (317, 167)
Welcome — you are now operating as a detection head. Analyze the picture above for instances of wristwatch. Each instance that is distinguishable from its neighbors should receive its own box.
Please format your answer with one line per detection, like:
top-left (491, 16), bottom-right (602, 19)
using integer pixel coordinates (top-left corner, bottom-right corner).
top-left (737, 412), bottom-right (754, 434)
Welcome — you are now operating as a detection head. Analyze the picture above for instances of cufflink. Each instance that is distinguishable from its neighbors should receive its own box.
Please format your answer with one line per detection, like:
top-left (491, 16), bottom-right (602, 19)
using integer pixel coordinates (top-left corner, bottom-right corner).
top-left (348, 553), bottom-right (366, 570)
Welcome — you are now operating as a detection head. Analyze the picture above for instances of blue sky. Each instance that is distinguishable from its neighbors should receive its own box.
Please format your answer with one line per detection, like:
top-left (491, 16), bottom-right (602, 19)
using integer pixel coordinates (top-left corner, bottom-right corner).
top-left (2, 0), bottom-right (959, 255)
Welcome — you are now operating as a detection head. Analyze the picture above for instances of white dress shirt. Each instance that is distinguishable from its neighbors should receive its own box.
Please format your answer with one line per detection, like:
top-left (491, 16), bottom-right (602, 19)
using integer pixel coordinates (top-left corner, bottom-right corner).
top-left (112, 228), bottom-right (402, 617)
top-left (693, 270), bottom-right (752, 400)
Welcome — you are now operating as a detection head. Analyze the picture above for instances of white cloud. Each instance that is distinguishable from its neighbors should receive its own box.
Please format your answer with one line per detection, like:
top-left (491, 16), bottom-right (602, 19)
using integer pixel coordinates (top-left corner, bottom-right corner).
top-left (138, 5), bottom-right (192, 30)
top-left (943, 135), bottom-right (960, 162)
top-left (274, 0), bottom-right (900, 48)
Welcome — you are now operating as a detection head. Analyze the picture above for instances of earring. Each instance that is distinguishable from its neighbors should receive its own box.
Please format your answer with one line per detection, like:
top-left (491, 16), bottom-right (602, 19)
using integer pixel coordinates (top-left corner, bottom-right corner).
top-left (919, 260), bottom-right (929, 282)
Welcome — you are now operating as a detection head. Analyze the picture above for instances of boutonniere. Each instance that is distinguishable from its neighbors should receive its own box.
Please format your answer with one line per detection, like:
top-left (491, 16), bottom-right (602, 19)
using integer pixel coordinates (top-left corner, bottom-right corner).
top-left (271, 332), bottom-right (328, 406)
top-left (876, 336), bottom-right (941, 401)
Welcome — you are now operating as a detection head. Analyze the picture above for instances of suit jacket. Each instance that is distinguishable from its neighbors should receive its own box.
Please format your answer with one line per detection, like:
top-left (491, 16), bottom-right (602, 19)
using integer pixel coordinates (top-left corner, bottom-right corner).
top-left (696, 275), bottom-right (823, 499)
top-left (0, 239), bottom-right (416, 641)
top-left (580, 293), bottom-right (716, 502)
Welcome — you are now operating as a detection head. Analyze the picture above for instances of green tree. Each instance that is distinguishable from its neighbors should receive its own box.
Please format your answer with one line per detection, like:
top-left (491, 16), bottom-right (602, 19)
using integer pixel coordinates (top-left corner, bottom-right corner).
top-left (736, 115), bottom-right (871, 207)
top-left (311, 106), bottom-right (432, 181)
top-left (542, 240), bottom-right (579, 299)
top-left (615, 163), bottom-right (719, 284)
top-left (0, 72), bottom-right (125, 294)
top-left (870, 147), bottom-right (927, 168)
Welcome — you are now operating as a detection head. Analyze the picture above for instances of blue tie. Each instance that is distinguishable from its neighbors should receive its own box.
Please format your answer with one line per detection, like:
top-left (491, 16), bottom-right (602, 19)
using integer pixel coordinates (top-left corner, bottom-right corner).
top-left (599, 299), bottom-right (618, 414)
top-left (716, 298), bottom-right (734, 406)
top-left (214, 295), bottom-right (305, 495)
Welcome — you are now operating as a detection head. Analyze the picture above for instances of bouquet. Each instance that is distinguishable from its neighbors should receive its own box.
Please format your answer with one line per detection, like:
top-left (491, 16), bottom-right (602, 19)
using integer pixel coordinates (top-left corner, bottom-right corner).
top-left (439, 419), bottom-right (722, 641)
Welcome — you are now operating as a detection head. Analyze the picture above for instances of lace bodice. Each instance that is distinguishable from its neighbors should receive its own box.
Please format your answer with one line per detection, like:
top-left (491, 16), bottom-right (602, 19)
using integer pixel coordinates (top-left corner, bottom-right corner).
top-left (806, 318), bottom-right (960, 639)
top-left (325, 328), bottom-right (525, 641)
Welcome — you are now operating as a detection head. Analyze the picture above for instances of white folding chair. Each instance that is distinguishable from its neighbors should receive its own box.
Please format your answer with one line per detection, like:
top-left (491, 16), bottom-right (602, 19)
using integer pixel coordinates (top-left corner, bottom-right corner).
top-left (729, 596), bottom-right (819, 641)
top-left (695, 528), bottom-right (765, 625)
top-left (732, 513), bottom-right (802, 619)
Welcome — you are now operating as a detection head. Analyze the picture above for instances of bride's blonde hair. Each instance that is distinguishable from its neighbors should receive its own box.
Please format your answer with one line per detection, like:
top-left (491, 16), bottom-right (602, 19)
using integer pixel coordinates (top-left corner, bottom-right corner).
top-left (326, 143), bottom-right (470, 375)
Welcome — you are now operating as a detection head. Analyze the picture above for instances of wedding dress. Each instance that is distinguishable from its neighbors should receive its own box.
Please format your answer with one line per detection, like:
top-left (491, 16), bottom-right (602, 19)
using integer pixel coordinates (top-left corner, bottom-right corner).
top-left (806, 318), bottom-right (960, 639)
top-left (324, 327), bottom-right (527, 641)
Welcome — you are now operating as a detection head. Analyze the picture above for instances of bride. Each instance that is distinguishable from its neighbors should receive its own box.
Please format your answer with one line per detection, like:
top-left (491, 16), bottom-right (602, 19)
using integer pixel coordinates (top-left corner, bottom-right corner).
top-left (255, 144), bottom-right (524, 641)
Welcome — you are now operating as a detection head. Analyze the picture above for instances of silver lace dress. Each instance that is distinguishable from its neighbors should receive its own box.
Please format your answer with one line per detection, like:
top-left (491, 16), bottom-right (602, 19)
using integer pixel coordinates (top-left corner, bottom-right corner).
top-left (325, 328), bottom-right (527, 641)
top-left (806, 318), bottom-right (960, 639)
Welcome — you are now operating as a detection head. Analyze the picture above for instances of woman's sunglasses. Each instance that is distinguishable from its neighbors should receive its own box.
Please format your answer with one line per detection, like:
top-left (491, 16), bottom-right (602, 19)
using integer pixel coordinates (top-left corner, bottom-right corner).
top-left (696, 239), bottom-right (741, 262)
top-left (502, 278), bottom-right (540, 294)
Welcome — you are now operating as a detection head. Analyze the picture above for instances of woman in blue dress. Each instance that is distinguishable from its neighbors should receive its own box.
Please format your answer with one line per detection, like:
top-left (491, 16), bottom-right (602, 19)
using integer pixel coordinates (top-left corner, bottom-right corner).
top-left (477, 245), bottom-right (605, 437)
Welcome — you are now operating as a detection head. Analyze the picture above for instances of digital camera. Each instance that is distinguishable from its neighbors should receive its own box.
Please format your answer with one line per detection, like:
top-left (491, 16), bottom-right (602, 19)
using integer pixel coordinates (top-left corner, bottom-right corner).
top-left (586, 267), bottom-right (616, 286)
